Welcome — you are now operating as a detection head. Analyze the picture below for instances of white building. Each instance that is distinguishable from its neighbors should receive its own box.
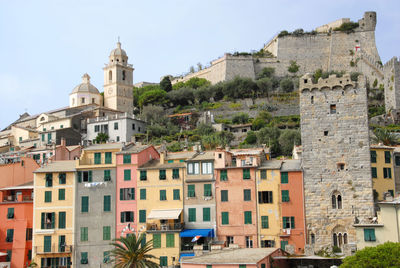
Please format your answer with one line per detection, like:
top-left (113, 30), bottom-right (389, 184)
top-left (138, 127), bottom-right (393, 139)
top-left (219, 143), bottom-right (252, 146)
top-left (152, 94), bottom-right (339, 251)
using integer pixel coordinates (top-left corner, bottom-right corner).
top-left (69, 73), bottom-right (102, 108)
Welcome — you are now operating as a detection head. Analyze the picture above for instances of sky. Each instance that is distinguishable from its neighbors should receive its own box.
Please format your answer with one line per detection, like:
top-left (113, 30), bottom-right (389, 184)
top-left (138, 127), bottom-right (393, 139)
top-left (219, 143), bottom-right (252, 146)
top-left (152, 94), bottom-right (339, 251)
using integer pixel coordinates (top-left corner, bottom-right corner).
top-left (0, 0), bottom-right (399, 129)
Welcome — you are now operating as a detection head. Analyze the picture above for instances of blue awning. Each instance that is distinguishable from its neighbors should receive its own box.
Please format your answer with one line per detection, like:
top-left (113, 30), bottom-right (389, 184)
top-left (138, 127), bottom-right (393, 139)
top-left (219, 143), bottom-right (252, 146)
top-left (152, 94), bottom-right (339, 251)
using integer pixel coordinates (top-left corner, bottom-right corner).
top-left (179, 229), bottom-right (215, 238)
top-left (179, 253), bottom-right (195, 261)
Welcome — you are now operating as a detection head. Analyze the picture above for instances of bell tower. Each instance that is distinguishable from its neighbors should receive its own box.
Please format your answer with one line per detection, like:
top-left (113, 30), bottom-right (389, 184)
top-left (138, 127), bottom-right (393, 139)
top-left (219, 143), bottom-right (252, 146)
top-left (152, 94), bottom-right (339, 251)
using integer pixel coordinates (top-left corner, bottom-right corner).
top-left (103, 41), bottom-right (134, 114)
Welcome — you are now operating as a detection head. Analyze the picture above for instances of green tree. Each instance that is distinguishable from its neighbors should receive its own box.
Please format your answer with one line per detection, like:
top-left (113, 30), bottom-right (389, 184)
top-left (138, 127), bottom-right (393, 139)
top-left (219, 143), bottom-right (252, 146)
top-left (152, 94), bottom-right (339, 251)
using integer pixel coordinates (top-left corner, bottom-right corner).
top-left (194, 86), bottom-right (213, 103)
top-left (201, 131), bottom-right (234, 150)
top-left (172, 77), bottom-right (211, 90)
top-left (95, 133), bottom-right (109, 144)
top-left (256, 127), bottom-right (281, 155)
top-left (232, 113), bottom-right (250, 124)
top-left (288, 60), bottom-right (300, 73)
top-left (160, 76), bottom-right (172, 92)
top-left (222, 77), bottom-right (258, 99)
top-left (278, 129), bottom-right (301, 156)
top-left (138, 89), bottom-right (167, 108)
top-left (243, 131), bottom-right (257, 144)
top-left (167, 87), bottom-right (195, 106)
top-left (340, 242), bottom-right (400, 268)
top-left (372, 128), bottom-right (399, 146)
top-left (109, 233), bottom-right (158, 268)
top-left (252, 111), bottom-right (272, 131)
top-left (196, 123), bottom-right (215, 136)
top-left (256, 77), bottom-right (273, 97)
top-left (280, 78), bottom-right (294, 92)
top-left (141, 105), bottom-right (167, 125)
top-left (256, 67), bottom-right (275, 80)
top-left (133, 85), bottom-right (161, 107)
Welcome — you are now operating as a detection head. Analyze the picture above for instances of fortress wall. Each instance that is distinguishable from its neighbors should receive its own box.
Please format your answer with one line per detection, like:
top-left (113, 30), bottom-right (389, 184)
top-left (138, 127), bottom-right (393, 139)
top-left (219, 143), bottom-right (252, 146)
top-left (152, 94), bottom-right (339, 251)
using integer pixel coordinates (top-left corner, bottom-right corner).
top-left (224, 55), bottom-right (256, 81)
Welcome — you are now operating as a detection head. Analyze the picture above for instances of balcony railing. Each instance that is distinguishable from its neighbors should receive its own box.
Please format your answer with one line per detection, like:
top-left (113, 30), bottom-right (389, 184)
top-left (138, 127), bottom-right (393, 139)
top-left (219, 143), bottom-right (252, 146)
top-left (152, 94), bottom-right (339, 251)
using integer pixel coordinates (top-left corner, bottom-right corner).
top-left (35, 245), bottom-right (73, 254)
top-left (146, 222), bottom-right (184, 232)
top-left (1, 195), bottom-right (33, 203)
top-left (79, 159), bottom-right (113, 165)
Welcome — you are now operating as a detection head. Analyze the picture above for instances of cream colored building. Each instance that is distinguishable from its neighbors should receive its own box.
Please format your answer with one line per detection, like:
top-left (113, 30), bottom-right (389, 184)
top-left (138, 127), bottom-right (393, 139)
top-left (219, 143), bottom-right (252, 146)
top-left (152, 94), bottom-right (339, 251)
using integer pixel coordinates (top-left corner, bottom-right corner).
top-left (69, 73), bottom-right (102, 108)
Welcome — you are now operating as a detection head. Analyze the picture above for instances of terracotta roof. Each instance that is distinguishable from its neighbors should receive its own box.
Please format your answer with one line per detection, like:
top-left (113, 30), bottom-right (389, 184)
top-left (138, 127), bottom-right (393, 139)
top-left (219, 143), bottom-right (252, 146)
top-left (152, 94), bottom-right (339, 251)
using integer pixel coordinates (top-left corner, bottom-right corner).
top-left (117, 145), bottom-right (152, 155)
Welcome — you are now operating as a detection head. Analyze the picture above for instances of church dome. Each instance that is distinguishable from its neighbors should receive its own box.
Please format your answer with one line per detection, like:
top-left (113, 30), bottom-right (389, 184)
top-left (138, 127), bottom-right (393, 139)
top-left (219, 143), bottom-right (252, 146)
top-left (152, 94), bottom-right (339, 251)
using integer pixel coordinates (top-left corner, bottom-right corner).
top-left (71, 73), bottom-right (100, 94)
top-left (110, 42), bottom-right (127, 57)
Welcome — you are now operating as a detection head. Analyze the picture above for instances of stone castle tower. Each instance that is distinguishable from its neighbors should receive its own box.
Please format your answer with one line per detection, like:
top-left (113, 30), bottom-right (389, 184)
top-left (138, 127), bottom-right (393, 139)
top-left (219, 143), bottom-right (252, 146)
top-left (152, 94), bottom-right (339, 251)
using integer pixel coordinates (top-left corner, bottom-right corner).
top-left (299, 73), bottom-right (374, 254)
top-left (103, 42), bottom-right (134, 114)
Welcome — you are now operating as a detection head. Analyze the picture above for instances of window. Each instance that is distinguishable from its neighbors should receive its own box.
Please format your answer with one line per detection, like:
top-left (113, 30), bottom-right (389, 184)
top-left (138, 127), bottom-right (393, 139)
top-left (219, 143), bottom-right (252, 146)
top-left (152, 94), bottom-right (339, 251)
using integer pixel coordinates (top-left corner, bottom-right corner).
top-left (172, 168), bottom-right (179, 179)
top-left (332, 191), bottom-right (342, 209)
top-left (94, 152), bottom-right (101, 164)
top-left (330, 104), bottom-right (336, 114)
top-left (244, 211), bottom-right (252, 224)
top-left (140, 189), bottom-right (146, 200)
top-left (188, 208), bottom-right (196, 222)
top-left (310, 233), bottom-right (315, 244)
top-left (6, 250), bottom-right (11, 262)
top-left (153, 234), bottom-right (161, 248)
top-left (104, 195), bottom-right (111, 212)
top-left (140, 170), bottom-right (147, 180)
top-left (385, 151), bottom-right (391, 163)
top-left (204, 184), bottom-right (212, 197)
top-left (240, 265), bottom-right (247, 268)
top-left (221, 212), bottom-right (229, 225)
top-left (103, 251), bottom-right (110, 264)
top-left (81, 196), bottom-right (89, 212)
top-left (221, 190), bottom-right (228, 202)
top-left (59, 189), bottom-right (65, 200)
top-left (123, 154), bottom-right (131, 164)
top-left (139, 210), bottom-right (146, 223)
top-left (45, 173), bottom-right (53, 187)
top-left (58, 212), bottom-right (66, 229)
top-left (104, 170), bottom-right (111, 181)
top-left (44, 236), bottom-right (51, 252)
top-left (188, 162), bottom-right (199, 174)
top-left (371, 167), bottom-right (377, 178)
top-left (203, 207), bottom-right (211, 222)
top-left (42, 134), bottom-right (45, 141)
top-left (114, 122), bottom-right (118, 130)
top-left (370, 151), bottom-right (377, 163)
top-left (132, 123), bottom-right (135, 130)
top-left (81, 252), bottom-right (88, 264)
top-left (281, 240), bottom-right (288, 250)
top-left (258, 191), bottom-right (273, 203)
top-left (389, 190), bottom-right (394, 197)
top-left (45, 191), bottom-right (52, 202)
top-left (160, 190), bottom-right (167, 201)
top-left (282, 190), bottom-right (290, 202)
top-left (94, 125), bottom-right (100, 132)
top-left (122, 70), bottom-right (126, 80)
top-left (226, 236), bottom-right (234, 246)
top-left (160, 256), bottom-right (168, 267)
top-left (6, 229), bottom-right (14, 242)
top-left (92, 98), bottom-right (95, 104)
top-left (121, 211), bottom-right (134, 223)
top-left (80, 227), bottom-right (88, 241)
top-left (26, 228), bottom-right (33, 241)
top-left (105, 152), bottom-right (112, 164)
top-left (202, 162), bottom-right (213, 174)
top-left (220, 169), bottom-right (228, 181)
top-left (116, 136), bottom-right (120, 142)
top-left (261, 216), bottom-right (269, 229)
top-left (59, 173), bottom-right (66, 184)
top-left (364, 228), bottom-right (376, 241)
top-left (173, 189), bottom-right (180, 200)
top-left (81, 97), bottom-right (85, 104)
top-left (261, 240), bottom-right (275, 248)
top-left (283, 217), bottom-right (295, 229)
top-left (41, 212), bottom-right (55, 229)
top-left (244, 189), bottom-right (251, 201)
top-left (103, 226), bottom-right (111, 240)
top-left (383, 167), bottom-right (392, 178)
top-left (281, 172), bottom-right (288, 183)
top-left (159, 169), bottom-right (166, 180)
top-left (120, 188), bottom-right (135, 200)
top-left (77, 171), bottom-right (93, 183)
top-left (324, 130), bottom-right (329, 136)
top-left (124, 169), bottom-right (131, 181)
top-left (166, 234), bottom-right (175, 248)
top-left (59, 235), bottom-right (66, 252)
top-left (261, 170), bottom-right (267, 179)
top-left (395, 155), bottom-right (400, 166)
top-left (47, 133), bottom-right (52, 143)
top-left (188, 185), bottom-right (195, 197)
top-left (245, 236), bottom-right (253, 248)
top-left (109, 70), bottom-right (112, 81)
top-left (243, 168), bottom-right (250, 179)
top-left (7, 208), bottom-right (14, 219)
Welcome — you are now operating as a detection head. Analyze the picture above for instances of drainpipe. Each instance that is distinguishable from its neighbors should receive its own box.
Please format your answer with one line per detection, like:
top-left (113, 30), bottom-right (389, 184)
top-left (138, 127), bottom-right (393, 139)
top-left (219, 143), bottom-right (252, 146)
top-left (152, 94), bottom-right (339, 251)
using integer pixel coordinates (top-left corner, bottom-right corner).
top-left (396, 204), bottom-right (400, 242)
top-left (255, 167), bottom-right (260, 248)
top-left (301, 166), bottom-right (307, 248)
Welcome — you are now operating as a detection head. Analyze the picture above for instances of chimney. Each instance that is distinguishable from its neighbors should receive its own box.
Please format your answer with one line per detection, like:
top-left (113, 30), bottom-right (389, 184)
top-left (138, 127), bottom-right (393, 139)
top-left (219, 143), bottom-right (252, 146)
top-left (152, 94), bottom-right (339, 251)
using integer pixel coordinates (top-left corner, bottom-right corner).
top-left (160, 151), bottom-right (167, 164)
top-left (61, 137), bottom-right (66, 147)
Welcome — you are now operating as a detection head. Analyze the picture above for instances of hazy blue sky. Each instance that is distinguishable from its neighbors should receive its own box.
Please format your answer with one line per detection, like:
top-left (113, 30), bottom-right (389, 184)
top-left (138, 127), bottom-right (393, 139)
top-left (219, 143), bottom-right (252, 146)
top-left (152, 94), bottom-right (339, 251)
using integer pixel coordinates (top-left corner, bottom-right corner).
top-left (1, 0), bottom-right (399, 128)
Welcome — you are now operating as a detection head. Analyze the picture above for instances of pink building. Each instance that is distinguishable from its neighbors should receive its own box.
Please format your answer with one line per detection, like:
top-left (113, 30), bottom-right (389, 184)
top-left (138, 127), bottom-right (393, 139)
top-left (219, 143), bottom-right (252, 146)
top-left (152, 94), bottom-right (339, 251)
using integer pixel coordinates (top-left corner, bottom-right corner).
top-left (214, 148), bottom-right (266, 249)
top-left (115, 145), bottom-right (159, 237)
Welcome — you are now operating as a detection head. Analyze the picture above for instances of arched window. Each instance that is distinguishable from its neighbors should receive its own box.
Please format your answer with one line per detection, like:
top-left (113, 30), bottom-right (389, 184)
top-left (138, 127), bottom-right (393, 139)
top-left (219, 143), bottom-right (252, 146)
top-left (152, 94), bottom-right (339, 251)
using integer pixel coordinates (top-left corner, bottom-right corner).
top-left (338, 233), bottom-right (343, 247)
top-left (40, 116), bottom-right (45, 121)
top-left (343, 233), bottom-right (348, 244)
top-left (109, 70), bottom-right (112, 81)
top-left (332, 226), bottom-right (347, 248)
top-left (72, 98), bottom-right (75, 105)
top-left (332, 195), bottom-right (337, 209)
top-left (333, 233), bottom-right (337, 247)
top-left (122, 70), bottom-right (126, 81)
top-left (337, 195), bottom-right (342, 209)
top-left (332, 191), bottom-right (342, 209)
top-left (310, 233), bottom-right (315, 244)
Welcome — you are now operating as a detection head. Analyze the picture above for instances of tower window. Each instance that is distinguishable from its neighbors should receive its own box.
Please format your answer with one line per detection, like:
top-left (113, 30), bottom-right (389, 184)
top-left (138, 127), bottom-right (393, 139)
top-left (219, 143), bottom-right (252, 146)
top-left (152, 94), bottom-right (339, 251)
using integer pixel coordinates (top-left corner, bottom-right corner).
top-left (92, 98), bottom-right (95, 104)
top-left (324, 131), bottom-right (328, 136)
top-left (311, 96), bottom-right (314, 104)
top-left (81, 98), bottom-right (85, 104)
top-left (122, 70), bottom-right (126, 81)
top-left (109, 71), bottom-right (112, 81)
top-left (330, 104), bottom-right (336, 114)
top-left (332, 191), bottom-right (342, 209)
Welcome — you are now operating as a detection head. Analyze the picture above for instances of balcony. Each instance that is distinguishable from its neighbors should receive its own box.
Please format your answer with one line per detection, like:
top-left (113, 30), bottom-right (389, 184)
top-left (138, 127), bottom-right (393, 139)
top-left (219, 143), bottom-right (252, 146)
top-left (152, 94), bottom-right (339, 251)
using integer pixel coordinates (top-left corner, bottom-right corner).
top-left (35, 245), bottom-right (73, 255)
top-left (280, 229), bottom-right (292, 237)
top-left (146, 222), bottom-right (184, 232)
top-left (1, 195), bottom-right (33, 203)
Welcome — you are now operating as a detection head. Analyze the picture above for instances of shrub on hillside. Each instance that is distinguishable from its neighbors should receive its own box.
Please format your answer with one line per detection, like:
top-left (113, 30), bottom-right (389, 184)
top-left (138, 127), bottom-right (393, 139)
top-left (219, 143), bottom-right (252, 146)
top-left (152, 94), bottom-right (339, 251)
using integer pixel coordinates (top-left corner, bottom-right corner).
top-left (232, 113), bottom-right (250, 124)
top-left (280, 78), bottom-right (294, 92)
top-left (256, 67), bottom-right (275, 80)
top-left (138, 89), bottom-right (167, 107)
top-left (278, 129), bottom-right (301, 156)
top-left (167, 87), bottom-right (195, 106)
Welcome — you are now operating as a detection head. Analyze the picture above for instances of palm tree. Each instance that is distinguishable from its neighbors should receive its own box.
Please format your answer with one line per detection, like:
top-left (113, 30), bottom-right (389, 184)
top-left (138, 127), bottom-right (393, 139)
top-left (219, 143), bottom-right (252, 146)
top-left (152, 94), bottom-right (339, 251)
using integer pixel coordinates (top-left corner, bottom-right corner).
top-left (372, 128), bottom-right (398, 146)
top-left (109, 233), bottom-right (158, 268)
top-left (95, 132), bottom-right (109, 144)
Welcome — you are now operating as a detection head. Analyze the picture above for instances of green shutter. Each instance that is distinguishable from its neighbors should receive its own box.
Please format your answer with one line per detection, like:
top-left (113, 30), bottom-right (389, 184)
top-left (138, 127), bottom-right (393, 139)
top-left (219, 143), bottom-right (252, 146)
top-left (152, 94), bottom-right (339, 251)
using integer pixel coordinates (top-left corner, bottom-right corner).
top-left (94, 152), bottom-right (101, 164)
top-left (222, 212), bottom-right (229, 225)
top-left (385, 151), bottom-right (391, 163)
top-left (220, 170), bottom-right (228, 181)
top-left (7, 208), bottom-right (14, 219)
top-left (188, 185), bottom-right (195, 197)
top-left (130, 188), bottom-right (135, 200)
top-left (44, 191), bottom-right (52, 202)
top-left (203, 207), bottom-right (210, 222)
top-left (121, 212), bottom-right (126, 223)
top-left (58, 189), bottom-right (65, 200)
top-left (188, 208), bottom-right (196, 222)
top-left (81, 252), bottom-right (88, 262)
top-left (123, 154), bottom-right (131, 164)
top-left (103, 226), bottom-right (111, 240)
top-left (104, 170), bottom-right (111, 181)
top-left (243, 168), bottom-right (250, 179)
top-left (172, 168), bottom-right (179, 179)
top-left (244, 211), bottom-right (252, 224)
top-left (45, 173), bottom-right (53, 187)
top-left (6, 229), bottom-right (14, 242)
top-left (58, 212), bottom-right (66, 229)
top-left (371, 167), bottom-right (377, 178)
top-left (166, 234), bottom-right (175, 248)
top-left (81, 227), bottom-right (88, 241)
top-left (261, 170), bottom-right (267, 179)
top-left (221, 190), bottom-right (228, 202)
top-left (88, 171), bottom-right (92, 182)
top-left (141, 234), bottom-right (146, 248)
top-left (389, 168), bottom-right (392, 178)
top-left (58, 173), bottom-right (66, 184)
top-left (291, 217), bottom-right (295, 229)
top-left (204, 184), bottom-right (212, 197)
top-left (160, 256), bottom-right (168, 266)
top-left (153, 234), bottom-right (161, 248)
top-left (239, 265), bottom-right (246, 268)
top-left (281, 172), bottom-right (289, 183)
top-left (140, 170), bottom-right (147, 180)
top-left (282, 190), bottom-right (290, 202)
top-left (44, 236), bottom-right (51, 252)
top-left (140, 189), bottom-right (146, 200)
top-left (168, 160), bottom-right (174, 163)
top-left (364, 228), bottom-right (376, 241)
top-left (105, 152), bottom-right (112, 164)
top-left (159, 169), bottom-right (166, 180)
top-left (261, 216), bottom-right (269, 228)
top-left (160, 190), bottom-right (166, 201)
top-left (77, 171), bottom-right (82, 183)
top-left (124, 169), bottom-right (131, 181)
top-left (139, 210), bottom-right (146, 223)
top-left (58, 235), bottom-right (65, 252)
top-left (41, 213), bottom-right (45, 229)
top-left (244, 189), bottom-right (251, 201)
top-left (104, 195), bottom-right (111, 212)
top-left (81, 196), bottom-right (89, 212)
top-left (280, 240), bottom-right (288, 250)
top-left (370, 151), bottom-right (377, 163)
top-left (173, 189), bottom-right (180, 200)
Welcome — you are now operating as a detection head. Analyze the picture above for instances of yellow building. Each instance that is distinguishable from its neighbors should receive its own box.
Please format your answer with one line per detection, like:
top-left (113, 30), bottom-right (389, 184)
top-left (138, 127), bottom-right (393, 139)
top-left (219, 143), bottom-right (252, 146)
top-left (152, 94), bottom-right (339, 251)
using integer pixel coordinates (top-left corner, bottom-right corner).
top-left (137, 151), bottom-right (192, 267)
top-left (256, 160), bottom-right (282, 248)
top-left (370, 145), bottom-right (396, 201)
top-left (32, 160), bottom-right (76, 267)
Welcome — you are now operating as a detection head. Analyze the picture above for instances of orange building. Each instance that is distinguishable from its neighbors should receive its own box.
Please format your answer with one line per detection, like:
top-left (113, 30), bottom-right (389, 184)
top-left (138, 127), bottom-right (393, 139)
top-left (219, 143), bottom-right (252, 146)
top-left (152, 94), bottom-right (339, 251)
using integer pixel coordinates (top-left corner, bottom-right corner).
top-left (0, 183), bottom-right (34, 268)
top-left (280, 160), bottom-right (306, 254)
top-left (0, 157), bottom-right (39, 188)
